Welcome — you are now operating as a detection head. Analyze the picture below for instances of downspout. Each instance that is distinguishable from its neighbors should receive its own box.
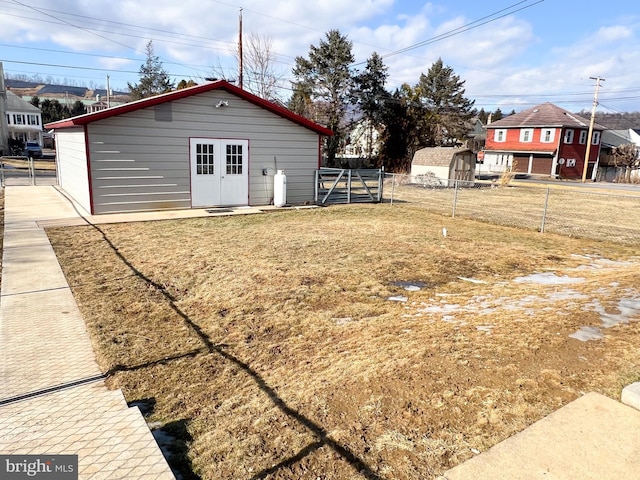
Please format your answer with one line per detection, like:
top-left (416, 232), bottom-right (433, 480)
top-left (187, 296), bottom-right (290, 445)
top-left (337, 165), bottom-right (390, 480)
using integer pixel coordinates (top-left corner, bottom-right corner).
top-left (591, 132), bottom-right (601, 181)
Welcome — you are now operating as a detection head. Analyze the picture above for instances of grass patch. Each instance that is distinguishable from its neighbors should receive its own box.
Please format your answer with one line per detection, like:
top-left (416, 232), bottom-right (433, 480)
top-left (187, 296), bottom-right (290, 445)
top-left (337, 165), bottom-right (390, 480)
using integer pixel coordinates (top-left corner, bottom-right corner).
top-left (47, 204), bottom-right (640, 479)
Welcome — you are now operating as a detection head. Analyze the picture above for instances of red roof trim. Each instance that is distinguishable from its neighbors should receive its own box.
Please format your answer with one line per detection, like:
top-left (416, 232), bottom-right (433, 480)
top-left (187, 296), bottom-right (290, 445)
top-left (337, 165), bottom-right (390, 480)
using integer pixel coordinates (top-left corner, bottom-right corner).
top-left (46, 80), bottom-right (333, 136)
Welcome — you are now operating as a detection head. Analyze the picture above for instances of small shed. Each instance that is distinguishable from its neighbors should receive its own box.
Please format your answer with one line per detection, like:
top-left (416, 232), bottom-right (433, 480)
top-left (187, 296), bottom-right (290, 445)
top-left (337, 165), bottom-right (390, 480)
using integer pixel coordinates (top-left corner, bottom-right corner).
top-left (46, 80), bottom-right (332, 215)
top-left (410, 147), bottom-right (475, 185)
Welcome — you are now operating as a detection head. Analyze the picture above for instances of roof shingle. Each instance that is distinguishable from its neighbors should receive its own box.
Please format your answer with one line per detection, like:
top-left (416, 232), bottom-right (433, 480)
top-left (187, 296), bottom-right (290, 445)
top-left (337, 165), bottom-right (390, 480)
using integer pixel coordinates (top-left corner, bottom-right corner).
top-left (488, 103), bottom-right (605, 130)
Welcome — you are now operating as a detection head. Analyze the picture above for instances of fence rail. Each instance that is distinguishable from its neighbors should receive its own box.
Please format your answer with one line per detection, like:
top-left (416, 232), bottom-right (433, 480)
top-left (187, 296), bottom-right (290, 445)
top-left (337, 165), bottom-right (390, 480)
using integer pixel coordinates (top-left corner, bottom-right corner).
top-left (0, 157), bottom-right (58, 186)
top-left (315, 168), bottom-right (383, 205)
top-left (384, 173), bottom-right (640, 245)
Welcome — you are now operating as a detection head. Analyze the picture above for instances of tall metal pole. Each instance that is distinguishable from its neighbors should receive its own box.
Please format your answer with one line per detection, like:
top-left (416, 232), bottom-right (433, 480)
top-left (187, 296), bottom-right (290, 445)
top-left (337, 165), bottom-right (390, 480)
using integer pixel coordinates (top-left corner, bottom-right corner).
top-left (238, 8), bottom-right (243, 89)
top-left (106, 75), bottom-right (111, 108)
top-left (581, 76), bottom-right (604, 182)
top-left (0, 62), bottom-right (10, 156)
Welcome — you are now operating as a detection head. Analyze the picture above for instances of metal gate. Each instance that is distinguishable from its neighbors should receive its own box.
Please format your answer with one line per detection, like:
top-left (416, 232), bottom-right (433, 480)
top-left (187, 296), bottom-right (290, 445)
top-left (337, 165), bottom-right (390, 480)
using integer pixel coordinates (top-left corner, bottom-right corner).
top-left (315, 168), bottom-right (383, 205)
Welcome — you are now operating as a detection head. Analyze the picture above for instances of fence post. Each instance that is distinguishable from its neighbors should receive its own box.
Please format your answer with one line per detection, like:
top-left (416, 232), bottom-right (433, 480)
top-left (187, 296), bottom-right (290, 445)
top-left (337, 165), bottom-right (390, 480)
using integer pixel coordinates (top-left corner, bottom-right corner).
top-left (541, 187), bottom-right (550, 233)
top-left (314, 169), bottom-right (318, 204)
top-left (347, 169), bottom-right (352, 204)
top-left (29, 156), bottom-right (35, 186)
top-left (390, 173), bottom-right (396, 205)
top-left (452, 179), bottom-right (459, 218)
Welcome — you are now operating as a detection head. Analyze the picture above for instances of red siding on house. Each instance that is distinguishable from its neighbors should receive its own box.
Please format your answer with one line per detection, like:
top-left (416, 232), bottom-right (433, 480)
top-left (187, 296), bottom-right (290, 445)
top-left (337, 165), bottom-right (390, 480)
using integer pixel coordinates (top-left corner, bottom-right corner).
top-left (557, 137), bottom-right (601, 179)
top-left (485, 127), bottom-right (559, 153)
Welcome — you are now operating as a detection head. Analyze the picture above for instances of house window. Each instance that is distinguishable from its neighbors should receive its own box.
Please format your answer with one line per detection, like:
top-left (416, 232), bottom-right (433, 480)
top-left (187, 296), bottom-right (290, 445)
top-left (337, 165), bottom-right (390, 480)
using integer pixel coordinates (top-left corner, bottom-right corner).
top-left (591, 131), bottom-right (601, 145)
top-left (520, 128), bottom-right (533, 142)
top-left (27, 115), bottom-right (40, 126)
top-left (541, 128), bottom-right (555, 143)
top-left (13, 114), bottom-right (25, 125)
top-left (579, 130), bottom-right (588, 144)
top-left (494, 129), bottom-right (507, 142)
top-left (564, 129), bottom-right (574, 144)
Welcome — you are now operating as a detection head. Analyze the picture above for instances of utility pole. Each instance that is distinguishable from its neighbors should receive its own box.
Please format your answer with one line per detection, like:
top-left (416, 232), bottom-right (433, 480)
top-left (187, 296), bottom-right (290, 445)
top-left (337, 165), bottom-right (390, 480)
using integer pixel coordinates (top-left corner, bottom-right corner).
top-left (238, 8), bottom-right (243, 90)
top-left (581, 76), bottom-right (605, 182)
top-left (106, 75), bottom-right (111, 108)
top-left (0, 62), bottom-right (10, 156)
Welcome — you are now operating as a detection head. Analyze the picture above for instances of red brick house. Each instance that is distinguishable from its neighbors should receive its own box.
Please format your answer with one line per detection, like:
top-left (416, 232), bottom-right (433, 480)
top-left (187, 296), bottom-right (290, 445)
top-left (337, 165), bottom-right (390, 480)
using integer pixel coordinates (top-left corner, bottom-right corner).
top-left (481, 103), bottom-right (605, 179)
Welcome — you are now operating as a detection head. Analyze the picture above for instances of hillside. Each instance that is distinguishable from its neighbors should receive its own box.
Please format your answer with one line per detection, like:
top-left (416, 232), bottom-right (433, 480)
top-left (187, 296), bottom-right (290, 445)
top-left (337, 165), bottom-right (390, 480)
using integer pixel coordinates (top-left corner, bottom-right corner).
top-left (576, 110), bottom-right (640, 130)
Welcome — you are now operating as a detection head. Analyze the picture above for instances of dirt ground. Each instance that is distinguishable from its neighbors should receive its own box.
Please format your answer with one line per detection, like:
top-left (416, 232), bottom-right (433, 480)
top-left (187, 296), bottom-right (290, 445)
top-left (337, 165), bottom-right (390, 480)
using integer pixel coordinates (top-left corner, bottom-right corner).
top-left (46, 204), bottom-right (640, 479)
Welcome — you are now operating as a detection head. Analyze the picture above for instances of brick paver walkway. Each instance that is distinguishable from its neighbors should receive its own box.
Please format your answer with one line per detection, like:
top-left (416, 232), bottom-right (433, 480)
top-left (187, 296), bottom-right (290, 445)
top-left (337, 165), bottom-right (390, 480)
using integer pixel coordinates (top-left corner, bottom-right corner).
top-left (0, 186), bottom-right (175, 479)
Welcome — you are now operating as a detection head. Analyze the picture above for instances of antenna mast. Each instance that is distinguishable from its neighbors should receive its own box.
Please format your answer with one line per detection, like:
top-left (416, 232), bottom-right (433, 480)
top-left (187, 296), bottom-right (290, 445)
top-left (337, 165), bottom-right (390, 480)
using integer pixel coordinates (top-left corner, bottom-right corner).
top-left (238, 8), bottom-right (243, 89)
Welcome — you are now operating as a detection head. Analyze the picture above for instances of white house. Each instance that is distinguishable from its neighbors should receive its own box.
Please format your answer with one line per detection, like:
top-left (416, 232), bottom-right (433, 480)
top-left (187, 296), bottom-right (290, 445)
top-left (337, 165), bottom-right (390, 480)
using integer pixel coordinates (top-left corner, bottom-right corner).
top-left (47, 80), bottom-right (332, 215)
top-left (4, 90), bottom-right (43, 146)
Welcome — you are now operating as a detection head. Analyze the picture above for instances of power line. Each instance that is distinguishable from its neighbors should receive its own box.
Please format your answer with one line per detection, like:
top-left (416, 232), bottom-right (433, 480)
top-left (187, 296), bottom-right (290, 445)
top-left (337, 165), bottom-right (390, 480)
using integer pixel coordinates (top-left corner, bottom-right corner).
top-left (354, 0), bottom-right (544, 65)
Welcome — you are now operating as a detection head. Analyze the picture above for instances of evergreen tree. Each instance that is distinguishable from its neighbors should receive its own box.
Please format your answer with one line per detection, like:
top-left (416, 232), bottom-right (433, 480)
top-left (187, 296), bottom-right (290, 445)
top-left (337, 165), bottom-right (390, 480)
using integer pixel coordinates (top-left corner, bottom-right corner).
top-left (128, 41), bottom-right (175, 100)
top-left (416, 58), bottom-right (475, 146)
top-left (40, 99), bottom-right (67, 124)
top-left (476, 108), bottom-right (488, 124)
top-left (70, 100), bottom-right (86, 117)
top-left (288, 83), bottom-right (315, 120)
top-left (292, 30), bottom-right (355, 167)
top-left (30, 96), bottom-right (40, 108)
top-left (493, 108), bottom-right (503, 121)
top-left (379, 85), bottom-right (425, 172)
top-left (351, 52), bottom-right (389, 162)
top-left (177, 79), bottom-right (197, 90)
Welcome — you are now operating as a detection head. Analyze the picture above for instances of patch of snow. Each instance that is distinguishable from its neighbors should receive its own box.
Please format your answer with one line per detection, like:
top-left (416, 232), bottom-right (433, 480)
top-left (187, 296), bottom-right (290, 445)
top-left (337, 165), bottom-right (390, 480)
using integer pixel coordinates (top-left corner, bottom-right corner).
top-left (458, 277), bottom-right (487, 284)
top-left (388, 295), bottom-right (408, 302)
top-left (334, 317), bottom-right (352, 325)
top-left (547, 289), bottom-right (589, 301)
top-left (476, 325), bottom-right (495, 334)
top-left (514, 272), bottom-right (585, 285)
top-left (404, 285), bottom-right (421, 291)
top-left (569, 326), bottom-right (604, 341)
top-left (591, 297), bottom-right (640, 328)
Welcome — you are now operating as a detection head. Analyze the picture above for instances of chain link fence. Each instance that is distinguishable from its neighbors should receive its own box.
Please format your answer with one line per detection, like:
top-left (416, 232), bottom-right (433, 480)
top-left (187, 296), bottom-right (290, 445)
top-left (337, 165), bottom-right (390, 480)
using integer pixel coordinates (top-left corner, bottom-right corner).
top-left (0, 157), bottom-right (58, 186)
top-left (384, 173), bottom-right (640, 245)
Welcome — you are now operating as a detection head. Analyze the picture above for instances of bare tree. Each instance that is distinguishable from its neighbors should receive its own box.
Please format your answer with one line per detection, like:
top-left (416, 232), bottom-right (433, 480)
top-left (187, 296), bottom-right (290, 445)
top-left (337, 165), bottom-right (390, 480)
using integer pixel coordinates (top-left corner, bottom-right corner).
top-left (208, 33), bottom-right (286, 101)
top-left (240, 33), bottom-right (286, 101)
top-left (613, 143), bottom-right (640, 183)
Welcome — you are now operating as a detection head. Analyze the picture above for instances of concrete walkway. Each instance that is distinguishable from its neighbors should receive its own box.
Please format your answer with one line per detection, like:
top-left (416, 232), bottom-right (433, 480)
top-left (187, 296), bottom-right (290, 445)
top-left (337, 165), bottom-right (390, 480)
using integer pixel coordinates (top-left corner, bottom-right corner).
top-left (0, 186), bottom-right (178, 479)
top-left (442, 391), bottom-right (640, 480)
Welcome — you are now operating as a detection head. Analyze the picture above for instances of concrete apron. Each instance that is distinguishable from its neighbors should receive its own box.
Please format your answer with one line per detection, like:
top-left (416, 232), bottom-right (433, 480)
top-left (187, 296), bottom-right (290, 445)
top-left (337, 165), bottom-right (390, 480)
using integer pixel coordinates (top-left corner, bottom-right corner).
top-left (442, 392), bottom-right (640, 480)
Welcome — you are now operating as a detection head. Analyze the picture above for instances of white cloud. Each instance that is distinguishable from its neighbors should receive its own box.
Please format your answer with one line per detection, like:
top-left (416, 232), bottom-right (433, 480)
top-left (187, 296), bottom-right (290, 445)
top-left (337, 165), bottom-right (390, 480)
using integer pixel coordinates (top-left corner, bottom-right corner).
top-left (594, 25), bottom-right (633, 42)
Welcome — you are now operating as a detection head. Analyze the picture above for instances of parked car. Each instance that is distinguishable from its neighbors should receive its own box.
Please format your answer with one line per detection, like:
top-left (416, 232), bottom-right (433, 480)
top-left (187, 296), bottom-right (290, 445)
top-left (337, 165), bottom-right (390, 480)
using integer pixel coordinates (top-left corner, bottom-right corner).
top-left (22, 142), bottom-right (43, 158)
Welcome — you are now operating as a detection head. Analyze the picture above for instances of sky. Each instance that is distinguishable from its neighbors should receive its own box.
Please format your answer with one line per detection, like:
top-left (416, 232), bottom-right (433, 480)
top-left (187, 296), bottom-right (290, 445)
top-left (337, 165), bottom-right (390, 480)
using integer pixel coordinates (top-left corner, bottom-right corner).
top-left (1, 0), bottom-right (640, 113)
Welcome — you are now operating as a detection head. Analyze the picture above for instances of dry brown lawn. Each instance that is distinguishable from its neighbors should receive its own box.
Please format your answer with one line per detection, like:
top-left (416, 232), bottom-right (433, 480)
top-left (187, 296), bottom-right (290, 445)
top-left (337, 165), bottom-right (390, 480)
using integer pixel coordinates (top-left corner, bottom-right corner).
top-left (386, 178), bottom-right (640, 244)
top-left (46, 203), bottom-right (640, 480)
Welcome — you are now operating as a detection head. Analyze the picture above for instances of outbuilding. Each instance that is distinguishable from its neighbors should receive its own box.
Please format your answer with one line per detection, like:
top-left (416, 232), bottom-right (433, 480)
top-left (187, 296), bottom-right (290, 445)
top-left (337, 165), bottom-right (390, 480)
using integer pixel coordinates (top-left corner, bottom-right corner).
top-left (46, 80), bottom-right (332, 215)
top-left (410, 147), bottom-right (475, 185)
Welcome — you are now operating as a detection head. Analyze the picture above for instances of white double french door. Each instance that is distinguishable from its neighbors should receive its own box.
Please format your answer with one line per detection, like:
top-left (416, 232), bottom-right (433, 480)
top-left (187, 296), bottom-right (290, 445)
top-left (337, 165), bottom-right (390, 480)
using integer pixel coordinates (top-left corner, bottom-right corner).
top-left (190, 138), bottom-right (248, 207)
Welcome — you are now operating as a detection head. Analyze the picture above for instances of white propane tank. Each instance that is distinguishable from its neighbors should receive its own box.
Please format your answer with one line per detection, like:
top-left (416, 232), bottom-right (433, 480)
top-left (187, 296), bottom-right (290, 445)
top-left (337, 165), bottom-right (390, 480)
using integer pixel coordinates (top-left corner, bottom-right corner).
top-left (274, 170), bottom-right (287, 207)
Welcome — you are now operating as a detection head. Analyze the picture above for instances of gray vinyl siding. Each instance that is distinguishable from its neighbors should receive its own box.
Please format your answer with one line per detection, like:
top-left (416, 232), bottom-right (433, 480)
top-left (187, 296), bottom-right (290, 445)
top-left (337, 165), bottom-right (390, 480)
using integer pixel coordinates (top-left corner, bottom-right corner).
top-left (55, 127), bottom-right (92, 213)
top-left (82, 90), bottom-right (320, 214)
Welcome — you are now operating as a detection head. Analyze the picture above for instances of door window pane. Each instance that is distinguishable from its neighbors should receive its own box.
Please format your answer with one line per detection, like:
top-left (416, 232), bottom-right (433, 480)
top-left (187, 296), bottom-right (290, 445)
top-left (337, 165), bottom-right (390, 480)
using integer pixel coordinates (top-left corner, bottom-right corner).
top-left (196, 143), bottom-right (215, 175)
top-left (226, 144), bottom-right (243, 175)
